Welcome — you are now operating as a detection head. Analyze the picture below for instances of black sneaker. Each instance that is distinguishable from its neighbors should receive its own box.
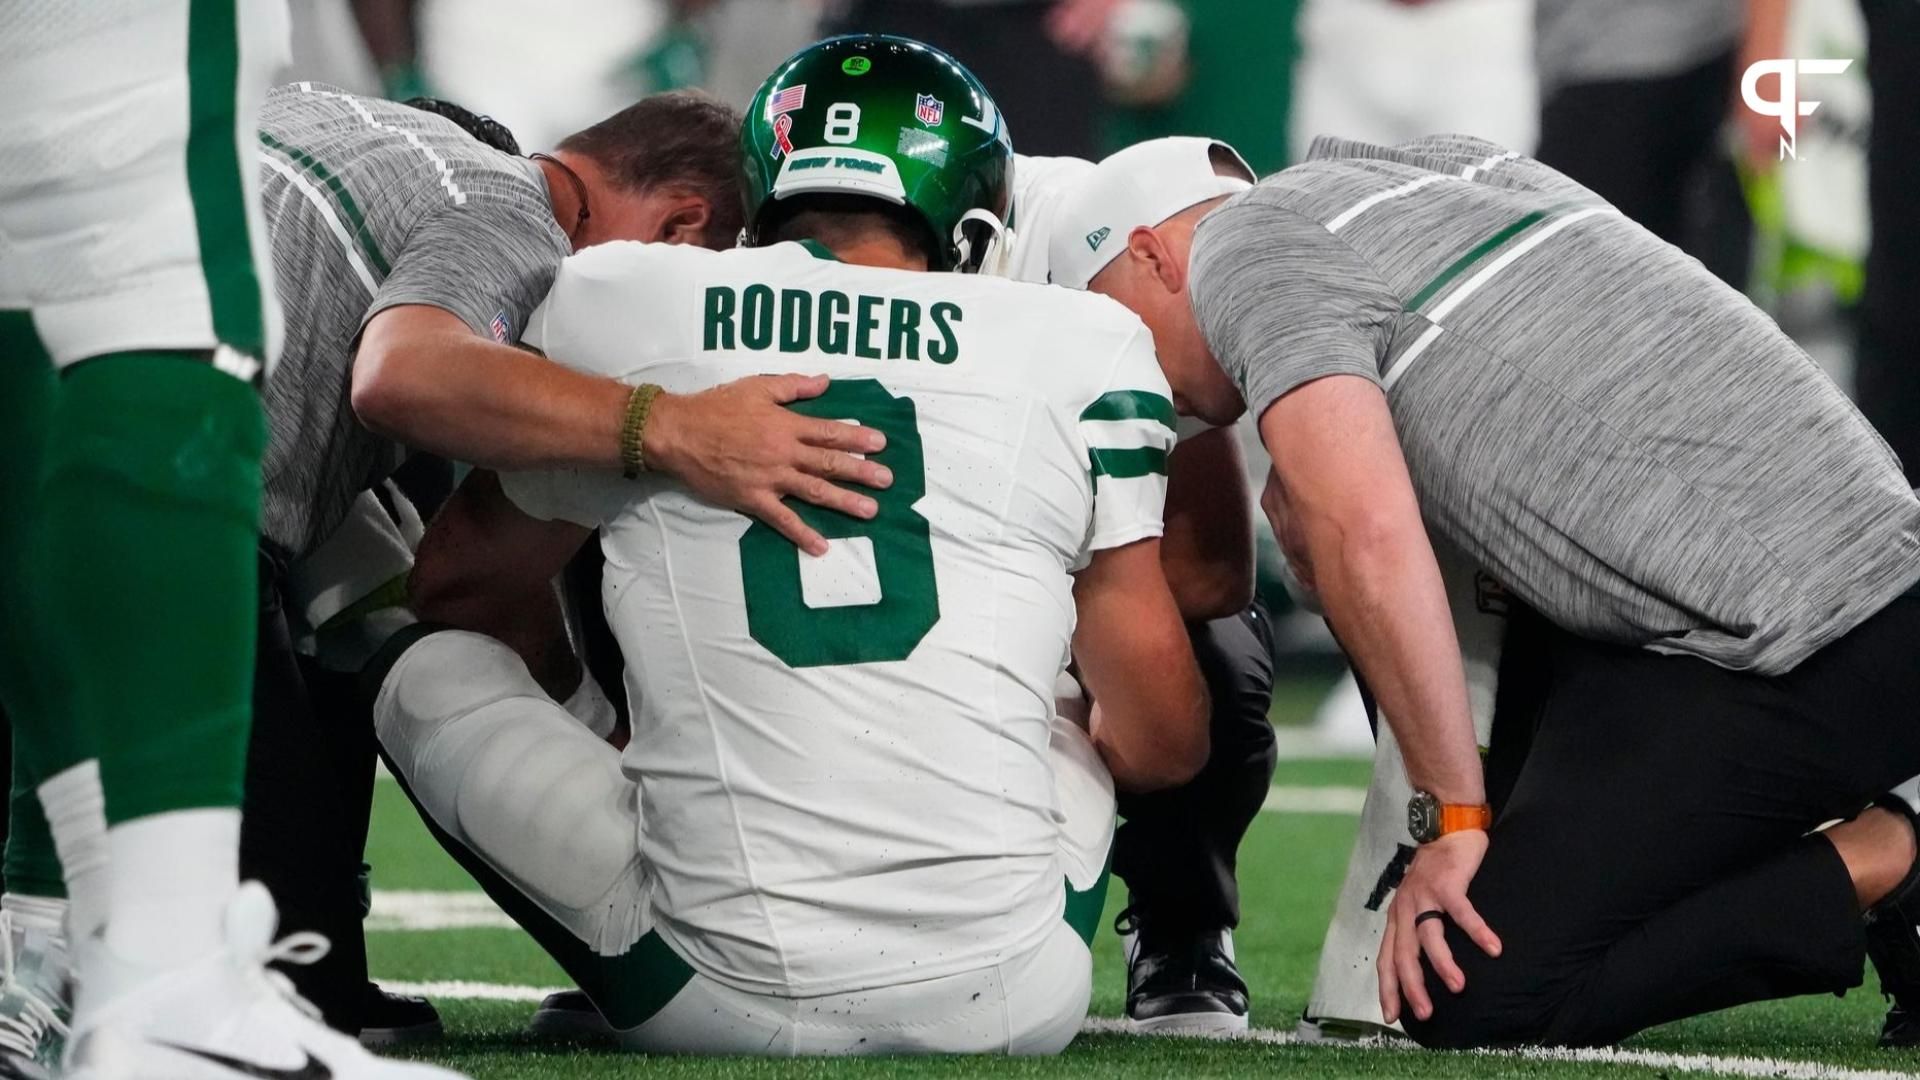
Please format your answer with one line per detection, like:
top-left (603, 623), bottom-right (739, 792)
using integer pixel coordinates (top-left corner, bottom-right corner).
top-left (1863, 795), bottom-right (1920, 1049)
top-left (1116, 907), bottom-right (1250, 1035)
top-left (528, 989), bottom-right (616, 1042)
top-left (357, 982), bottom-right (445, 1048)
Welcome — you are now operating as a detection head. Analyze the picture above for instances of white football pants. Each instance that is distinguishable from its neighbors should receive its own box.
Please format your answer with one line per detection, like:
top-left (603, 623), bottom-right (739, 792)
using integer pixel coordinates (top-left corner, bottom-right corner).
top-left (374, 629), bottom-right (1112, 1055)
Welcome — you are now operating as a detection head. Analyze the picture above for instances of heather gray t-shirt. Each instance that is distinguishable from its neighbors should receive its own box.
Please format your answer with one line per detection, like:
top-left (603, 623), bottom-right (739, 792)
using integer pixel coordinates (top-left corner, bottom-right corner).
top-left (256, 82), bottom-right (570, 556)
top-left (1188, 134), bottom-right (1920, 675)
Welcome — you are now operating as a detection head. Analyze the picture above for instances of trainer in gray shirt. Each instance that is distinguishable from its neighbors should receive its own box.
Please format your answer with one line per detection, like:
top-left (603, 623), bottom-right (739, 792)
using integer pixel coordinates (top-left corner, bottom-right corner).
top-left (1187, 134), bottom-right (1920, 675)
top-left (256, 82), bottom-right (570, 557)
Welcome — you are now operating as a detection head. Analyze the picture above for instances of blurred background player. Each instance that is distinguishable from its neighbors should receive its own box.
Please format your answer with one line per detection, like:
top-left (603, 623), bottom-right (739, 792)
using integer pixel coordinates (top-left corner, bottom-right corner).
top-left (819, 0), bottom-right (1122, 158)
top-left (372, 34), bottom-right (1210, 1054)
top-left (0, 2), bottom-right (464, 1078)
top-left (1532, 0), bottom-right (1753, 287)
top-left (1853, 0), bottom-right (1920, 485)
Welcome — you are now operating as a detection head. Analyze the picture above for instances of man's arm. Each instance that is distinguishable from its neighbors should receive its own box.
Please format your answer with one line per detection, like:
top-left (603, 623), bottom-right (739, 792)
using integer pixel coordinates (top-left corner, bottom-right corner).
top-left (1161, 425), bottom-right (1254, 620)
top-left (354, 305), bottom-right (892, 556)
top-left (406, 469), bottom-right (590, 697)
top-left (1259, 377), bottom-right (1479, 803)
top-left (1257, 373), bottom-right (1500, 1023)
top-left (1071, 538), bottom-right (1210, 792)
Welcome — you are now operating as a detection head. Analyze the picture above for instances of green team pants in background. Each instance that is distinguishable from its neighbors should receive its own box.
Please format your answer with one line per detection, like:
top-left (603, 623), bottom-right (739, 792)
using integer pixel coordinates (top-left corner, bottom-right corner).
top-left (0, 0), bottom-right (284, 899)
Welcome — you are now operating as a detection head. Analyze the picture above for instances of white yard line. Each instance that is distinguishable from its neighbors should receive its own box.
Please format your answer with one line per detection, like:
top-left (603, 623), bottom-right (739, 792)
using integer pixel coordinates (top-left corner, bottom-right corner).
top-left (376, 987), bottom-right (1908, 1080)
top-left (1261, 786), bottom-right (1367, 815)
top-left (379, 979), bottom-right (561, 1004)
top-left (369, 890), bottom-right (516, 931)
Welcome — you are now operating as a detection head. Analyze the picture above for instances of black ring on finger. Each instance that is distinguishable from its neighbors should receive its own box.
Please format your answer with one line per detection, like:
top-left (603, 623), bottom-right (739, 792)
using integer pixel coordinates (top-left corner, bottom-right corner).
top-left (1415, 910), bottom-right (1446, 927)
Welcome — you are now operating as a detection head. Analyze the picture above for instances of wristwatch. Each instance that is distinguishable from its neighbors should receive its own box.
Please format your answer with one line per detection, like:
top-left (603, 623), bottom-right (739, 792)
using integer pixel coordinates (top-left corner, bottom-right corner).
top-left (1407, 790), bottom-right (1492, 844)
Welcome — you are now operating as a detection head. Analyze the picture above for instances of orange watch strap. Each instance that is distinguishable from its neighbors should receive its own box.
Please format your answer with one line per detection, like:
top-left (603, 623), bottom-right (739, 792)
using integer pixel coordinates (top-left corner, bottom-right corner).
top-left (1437, 804), bottom-right (1492, 835)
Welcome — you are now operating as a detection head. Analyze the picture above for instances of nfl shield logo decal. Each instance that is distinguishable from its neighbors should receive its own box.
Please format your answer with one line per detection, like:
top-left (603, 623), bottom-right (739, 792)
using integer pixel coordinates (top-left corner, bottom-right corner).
top-left (915, 94), bottom-right (945, 127)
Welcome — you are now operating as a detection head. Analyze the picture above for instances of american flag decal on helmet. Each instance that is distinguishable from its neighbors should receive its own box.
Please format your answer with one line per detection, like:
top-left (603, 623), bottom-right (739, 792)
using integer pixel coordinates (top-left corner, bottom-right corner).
top-left (767, 84), bottom-right (807, 121)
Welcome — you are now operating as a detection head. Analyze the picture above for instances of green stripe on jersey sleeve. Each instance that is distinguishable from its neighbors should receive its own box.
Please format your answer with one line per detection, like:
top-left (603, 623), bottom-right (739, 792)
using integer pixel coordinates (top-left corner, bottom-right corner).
top-left (1089, 446), bottom-right (1169, 479)
top-left (1080, 390), bottom-right (1177, 431)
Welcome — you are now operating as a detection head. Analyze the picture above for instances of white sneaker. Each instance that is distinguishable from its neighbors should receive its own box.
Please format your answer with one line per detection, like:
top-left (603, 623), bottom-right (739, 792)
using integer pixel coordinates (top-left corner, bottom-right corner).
top-left (65, 882), bottom-right (466, 1080)
top-left (0, 912), bottom-right (71, 1079)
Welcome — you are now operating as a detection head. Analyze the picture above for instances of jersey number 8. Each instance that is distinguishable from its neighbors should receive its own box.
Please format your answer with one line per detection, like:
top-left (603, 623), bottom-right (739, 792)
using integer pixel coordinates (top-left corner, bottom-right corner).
top-left (739, 380), bottom-right (939, 667)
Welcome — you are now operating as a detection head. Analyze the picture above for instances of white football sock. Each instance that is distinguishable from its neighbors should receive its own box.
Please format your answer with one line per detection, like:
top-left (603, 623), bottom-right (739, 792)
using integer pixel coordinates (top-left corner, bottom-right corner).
top-left (38, 760), bottom-right (110, 945)
top-left (103, 809), bottom-right (240, 970)
top-left (0, 893), bottom-right (67, 941)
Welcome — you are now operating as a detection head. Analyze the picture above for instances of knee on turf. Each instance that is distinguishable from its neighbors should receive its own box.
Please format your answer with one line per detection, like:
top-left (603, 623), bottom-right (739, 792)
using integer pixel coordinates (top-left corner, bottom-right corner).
top-left (1398, 938), bottom-right (1549, 1050)
top-left (375, 630), bottom-right (644, 946)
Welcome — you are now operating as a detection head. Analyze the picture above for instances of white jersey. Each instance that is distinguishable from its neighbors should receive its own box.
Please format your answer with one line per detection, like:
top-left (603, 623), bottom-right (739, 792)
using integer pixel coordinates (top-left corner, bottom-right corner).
top-left (503, 240), bottom-right (1174, 996)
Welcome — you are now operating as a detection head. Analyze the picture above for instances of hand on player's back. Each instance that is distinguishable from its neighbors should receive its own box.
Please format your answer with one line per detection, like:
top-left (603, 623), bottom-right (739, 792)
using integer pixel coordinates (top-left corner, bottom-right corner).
top-left (643, 373), bottom-right (894, 556)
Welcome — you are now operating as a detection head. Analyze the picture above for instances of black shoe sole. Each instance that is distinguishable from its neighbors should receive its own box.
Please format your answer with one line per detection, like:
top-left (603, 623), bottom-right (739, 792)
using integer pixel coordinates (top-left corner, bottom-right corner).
top-left (359, 1017), bottom-right (446, 1049)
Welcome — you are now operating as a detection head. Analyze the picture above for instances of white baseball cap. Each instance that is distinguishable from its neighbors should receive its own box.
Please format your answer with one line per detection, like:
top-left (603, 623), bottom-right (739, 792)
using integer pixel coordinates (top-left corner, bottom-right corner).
top-left (1047, 136), bottom-right (1254, 291)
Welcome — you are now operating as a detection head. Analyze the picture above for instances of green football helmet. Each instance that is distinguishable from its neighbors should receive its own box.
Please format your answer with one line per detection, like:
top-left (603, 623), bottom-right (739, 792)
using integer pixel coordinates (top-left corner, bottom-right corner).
top-left (740, 34), bottom-right (1014, 272)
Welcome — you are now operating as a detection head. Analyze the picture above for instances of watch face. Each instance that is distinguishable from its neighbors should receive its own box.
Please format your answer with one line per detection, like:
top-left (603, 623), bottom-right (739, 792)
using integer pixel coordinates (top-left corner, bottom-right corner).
top-left (1407, 791), bottom-right (1439, 843)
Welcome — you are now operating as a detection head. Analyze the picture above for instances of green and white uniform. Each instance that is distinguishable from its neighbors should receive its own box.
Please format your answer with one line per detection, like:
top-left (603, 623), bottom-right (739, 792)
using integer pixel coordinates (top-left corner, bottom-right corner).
top-left (376, 238), bottom-right (1174, 1054)
top-left (0, 0), bottom-right (286, 368)
top-left (0, 0), bottom-right (285, 918)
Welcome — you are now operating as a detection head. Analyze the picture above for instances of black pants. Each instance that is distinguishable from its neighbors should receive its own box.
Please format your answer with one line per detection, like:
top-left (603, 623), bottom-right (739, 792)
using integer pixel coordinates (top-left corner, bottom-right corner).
top-left (1113, 604), bottom-right (1277, 930)
top-left (1854, 0), bottom-right (1920, 482)
top-left (1404, 590), bottom-right (1920, 1049)
top-left (243, 549), bottom-right (379, 1034)
top-left (826, 0), bottom-right (1103, 159)
top-left (1535, 50), bottom-right (1750, 289)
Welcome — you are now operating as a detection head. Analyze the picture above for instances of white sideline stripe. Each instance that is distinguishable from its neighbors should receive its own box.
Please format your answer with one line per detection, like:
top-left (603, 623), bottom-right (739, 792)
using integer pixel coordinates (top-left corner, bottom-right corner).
top-left (369, 890), bottom-right (516, 931)
top-left (370, 990), bottom-right (1903, 1080)
top-left (1261, 785), bottom-right (1367, 815)
top-left (380, 979), bottom-right (562, 1004)
top-left (1078, 1019), bottom-right (1912, 1080)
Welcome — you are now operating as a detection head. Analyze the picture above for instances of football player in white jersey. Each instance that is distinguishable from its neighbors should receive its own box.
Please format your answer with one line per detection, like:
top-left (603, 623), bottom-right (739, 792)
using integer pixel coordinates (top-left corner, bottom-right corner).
top-left (368, 35), bottom-right (1209, 1055)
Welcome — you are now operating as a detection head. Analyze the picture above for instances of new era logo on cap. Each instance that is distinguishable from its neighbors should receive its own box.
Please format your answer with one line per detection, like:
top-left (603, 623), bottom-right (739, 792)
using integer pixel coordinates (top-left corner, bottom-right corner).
top-left (1049, 137), bottom-right (1255, 291)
